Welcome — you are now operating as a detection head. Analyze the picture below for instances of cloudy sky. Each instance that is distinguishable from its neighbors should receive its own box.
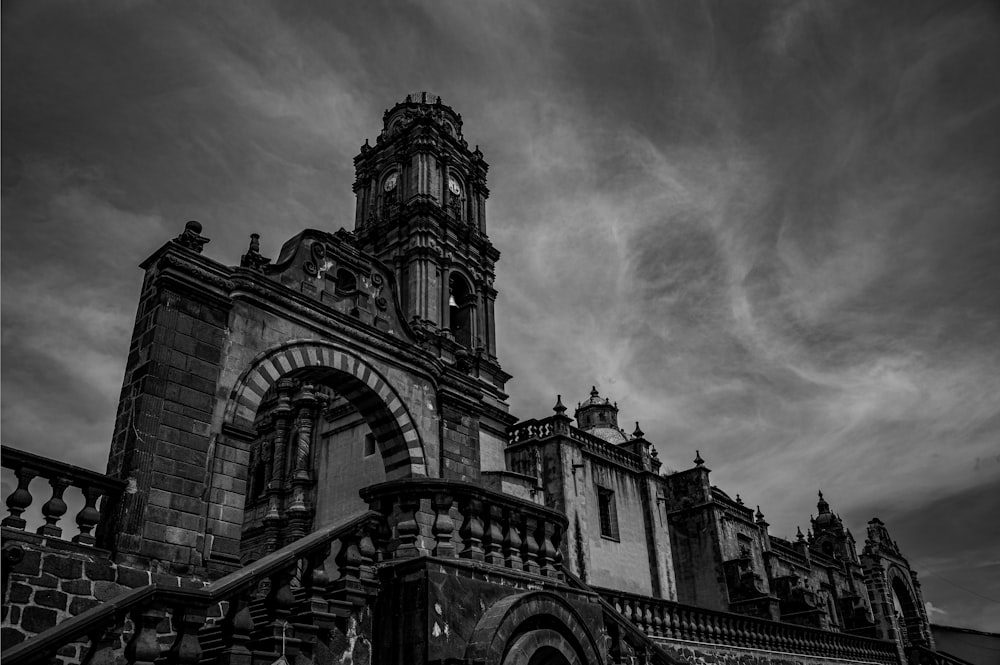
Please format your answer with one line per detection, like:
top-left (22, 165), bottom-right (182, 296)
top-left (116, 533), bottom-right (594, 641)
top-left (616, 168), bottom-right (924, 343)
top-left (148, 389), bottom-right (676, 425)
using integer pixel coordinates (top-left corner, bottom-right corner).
top-left (3, 0), bottom-right (999, 632)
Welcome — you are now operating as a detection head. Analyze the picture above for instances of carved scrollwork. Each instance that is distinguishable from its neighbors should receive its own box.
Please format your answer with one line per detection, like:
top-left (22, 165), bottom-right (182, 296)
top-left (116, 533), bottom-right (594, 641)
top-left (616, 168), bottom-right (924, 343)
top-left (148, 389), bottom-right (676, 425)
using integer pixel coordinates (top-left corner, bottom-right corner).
top-left (303, 261), bottom-right (319, 277)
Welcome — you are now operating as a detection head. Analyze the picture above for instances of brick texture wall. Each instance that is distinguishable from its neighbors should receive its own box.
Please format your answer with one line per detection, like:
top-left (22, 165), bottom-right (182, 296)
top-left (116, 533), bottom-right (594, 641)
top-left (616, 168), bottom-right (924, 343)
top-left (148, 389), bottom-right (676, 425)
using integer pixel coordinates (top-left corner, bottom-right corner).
top-left (106, 268), bottom-right (230, 572)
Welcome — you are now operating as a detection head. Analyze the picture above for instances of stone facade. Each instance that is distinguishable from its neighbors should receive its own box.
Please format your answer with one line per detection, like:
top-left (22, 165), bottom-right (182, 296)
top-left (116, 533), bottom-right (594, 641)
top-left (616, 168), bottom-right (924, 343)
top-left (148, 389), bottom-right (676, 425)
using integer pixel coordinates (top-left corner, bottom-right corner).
top-left (0, 94), bottom-right (954, 665)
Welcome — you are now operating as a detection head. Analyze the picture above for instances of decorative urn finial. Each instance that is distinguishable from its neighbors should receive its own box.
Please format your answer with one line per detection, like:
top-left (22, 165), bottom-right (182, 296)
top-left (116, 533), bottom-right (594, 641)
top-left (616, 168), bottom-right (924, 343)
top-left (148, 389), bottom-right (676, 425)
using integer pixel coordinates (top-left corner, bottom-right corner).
top-left (553, 394), bottom-right (567, 416)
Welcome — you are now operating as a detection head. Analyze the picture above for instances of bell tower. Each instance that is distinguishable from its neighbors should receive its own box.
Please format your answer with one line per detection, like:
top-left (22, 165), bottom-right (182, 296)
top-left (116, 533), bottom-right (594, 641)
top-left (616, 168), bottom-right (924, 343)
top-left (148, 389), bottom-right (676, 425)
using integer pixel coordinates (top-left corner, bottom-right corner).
top-left (352, 93), bottom-right (502, 379)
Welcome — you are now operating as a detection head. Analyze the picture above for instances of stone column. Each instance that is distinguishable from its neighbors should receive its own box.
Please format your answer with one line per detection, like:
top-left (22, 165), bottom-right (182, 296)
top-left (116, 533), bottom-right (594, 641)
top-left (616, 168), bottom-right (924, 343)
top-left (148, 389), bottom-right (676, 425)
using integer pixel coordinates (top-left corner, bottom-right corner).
top-left (286, 384), bottom-right (318, 541)
top-left (264, 378), bottom-right (296, 552)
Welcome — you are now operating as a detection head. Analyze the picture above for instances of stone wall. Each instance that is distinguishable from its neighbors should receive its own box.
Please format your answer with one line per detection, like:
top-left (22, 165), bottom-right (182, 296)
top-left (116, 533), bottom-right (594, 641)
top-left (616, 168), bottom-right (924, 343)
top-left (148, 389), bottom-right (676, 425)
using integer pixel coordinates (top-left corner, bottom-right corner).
top-left (0, 534), bottom-right (209, 662)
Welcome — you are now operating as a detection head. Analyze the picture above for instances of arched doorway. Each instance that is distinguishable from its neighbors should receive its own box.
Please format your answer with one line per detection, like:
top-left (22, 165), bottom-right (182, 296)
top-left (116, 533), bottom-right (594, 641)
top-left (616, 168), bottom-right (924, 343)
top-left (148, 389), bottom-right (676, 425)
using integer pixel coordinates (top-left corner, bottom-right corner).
top-left (221, 341), bottom-right (429, 562)
top-left (466, 592), bottom-right (603, 665)
top-left (504, 629), bottom-right (580, 665)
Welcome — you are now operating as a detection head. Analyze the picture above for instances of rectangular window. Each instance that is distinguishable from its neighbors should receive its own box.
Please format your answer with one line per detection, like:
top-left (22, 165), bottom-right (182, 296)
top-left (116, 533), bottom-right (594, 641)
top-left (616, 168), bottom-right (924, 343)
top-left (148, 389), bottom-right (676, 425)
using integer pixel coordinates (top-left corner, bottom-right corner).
top-left (364, 433), bottom-right (376, 457)
top-left (597, 486), bottom-right (619, 540)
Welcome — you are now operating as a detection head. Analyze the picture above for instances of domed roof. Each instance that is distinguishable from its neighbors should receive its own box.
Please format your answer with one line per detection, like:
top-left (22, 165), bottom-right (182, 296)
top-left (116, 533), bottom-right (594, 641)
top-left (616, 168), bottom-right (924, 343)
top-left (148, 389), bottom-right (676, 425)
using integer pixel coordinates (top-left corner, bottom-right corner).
top-left (589, 426), bottom-right (628, 444)
top-left (813, 491), bottom-right (842, 531)
top-left (579, 386), bottom-right (614, 409)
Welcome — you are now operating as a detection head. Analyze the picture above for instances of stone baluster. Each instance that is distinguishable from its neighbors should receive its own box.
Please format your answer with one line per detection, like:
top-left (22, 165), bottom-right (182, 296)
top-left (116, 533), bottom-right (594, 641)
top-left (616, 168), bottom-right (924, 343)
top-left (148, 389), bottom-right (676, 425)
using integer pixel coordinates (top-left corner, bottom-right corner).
top-left (218, 591), bottom-right (255, 665)
top-left (643, 602), bottom-right (654, 635)
top-left (264, 569), bottom-right (300, 661)
top-left (125, 605), bottom-right (164, 665)
top-left (82, 612), bottom-right (127, 665)
top-left (458, 496), bottom-right (485, 562)
top-left (167, 603), bottom-right (207, 665)
top-left (679, 608), bottom-right (691, 641)
top-left (305, 544), bottom-right (331, 613)
top-left (502, 509), bottom-right (523, 571)
top-left (727, 616), bottom-right (738, 647)
top-left (334, 530), bottom-right (363, 593)
top-left (647, 604), bottom-right (660, 637)
top-left (483, 504), bottom-right (504, 566)
top-left (550, 522), bottom-right (564, 579)
top-left (622, 598), bottom-right (633, 624)
top-left (667, 606), bottom-right (681, 639)
top-left (522, 515), bottom-right (541, 575)
top-left (73, 485), bottom-right (103, 545)
top-left (706, 614), bottom-right (718, 644)
top-left (3, 466), bottom-right (36, 529)
top-left (358, 520), bottom-right (378, 581)
top-left (537, 519), bottom-right (557, 577)
top-left (37, 476), bottom-right (70, 537)
top-left (395, 495), bottom-right (420, 558)
top-left (431, 492), bottom-right (456, 558)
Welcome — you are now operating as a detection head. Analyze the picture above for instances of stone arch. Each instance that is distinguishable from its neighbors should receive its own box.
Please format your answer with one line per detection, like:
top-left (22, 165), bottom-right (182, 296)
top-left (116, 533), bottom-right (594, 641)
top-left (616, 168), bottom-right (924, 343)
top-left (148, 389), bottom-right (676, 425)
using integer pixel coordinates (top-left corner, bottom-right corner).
top-left (886, 565), bottom-right (923, 646)
top-left (465, 591), bottom-right (603, 665)
top-left (225, 340), bottom-right (426, 479)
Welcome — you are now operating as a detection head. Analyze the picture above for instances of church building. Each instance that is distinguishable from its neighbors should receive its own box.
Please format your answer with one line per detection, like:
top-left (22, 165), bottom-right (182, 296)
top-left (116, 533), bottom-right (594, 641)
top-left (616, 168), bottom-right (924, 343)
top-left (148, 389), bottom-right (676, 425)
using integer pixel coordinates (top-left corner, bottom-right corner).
top-left (1, 94), bottom-right (959, 665)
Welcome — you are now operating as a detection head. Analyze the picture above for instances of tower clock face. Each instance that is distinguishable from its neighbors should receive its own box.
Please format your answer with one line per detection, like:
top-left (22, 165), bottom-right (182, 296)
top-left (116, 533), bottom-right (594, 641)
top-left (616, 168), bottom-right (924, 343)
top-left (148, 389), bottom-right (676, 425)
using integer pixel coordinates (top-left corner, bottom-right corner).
top-left (383, 173), bottom-right (398, 192)
top-left (448, 176), bottom-right (461, 196)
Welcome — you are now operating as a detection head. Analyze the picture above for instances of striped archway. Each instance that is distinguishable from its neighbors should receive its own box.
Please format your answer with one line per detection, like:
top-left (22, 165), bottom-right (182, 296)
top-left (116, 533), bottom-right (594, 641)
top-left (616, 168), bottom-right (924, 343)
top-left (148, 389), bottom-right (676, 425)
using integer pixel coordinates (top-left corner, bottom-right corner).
top-left (225, 340), bottom-right (426, 478)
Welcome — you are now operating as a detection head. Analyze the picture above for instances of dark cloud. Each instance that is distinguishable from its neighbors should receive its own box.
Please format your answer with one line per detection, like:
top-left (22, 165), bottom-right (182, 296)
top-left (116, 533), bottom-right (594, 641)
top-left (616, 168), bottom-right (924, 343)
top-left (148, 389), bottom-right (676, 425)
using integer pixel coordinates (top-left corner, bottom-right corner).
top-left (3, 0), bottom-right (999, 631)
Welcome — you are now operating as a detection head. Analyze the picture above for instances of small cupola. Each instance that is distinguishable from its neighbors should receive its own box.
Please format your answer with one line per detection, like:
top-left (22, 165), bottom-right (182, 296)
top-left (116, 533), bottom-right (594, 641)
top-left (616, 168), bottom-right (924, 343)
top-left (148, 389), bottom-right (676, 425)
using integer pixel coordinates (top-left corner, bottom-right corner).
top-left (574, 386), bottom-right (627, 443)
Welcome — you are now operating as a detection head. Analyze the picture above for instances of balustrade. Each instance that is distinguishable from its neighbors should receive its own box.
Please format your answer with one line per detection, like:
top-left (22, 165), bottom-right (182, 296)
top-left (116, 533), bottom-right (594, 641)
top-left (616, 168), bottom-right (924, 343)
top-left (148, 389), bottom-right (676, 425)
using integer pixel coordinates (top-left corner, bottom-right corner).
top-left (2, 510), bottom-right (384, 665)
top-left (593, 586), bottom-right (900, 665)
top-left (360, 477), bottom-right (568, 581)
top-left (1, 445), bottom-right (126, 546)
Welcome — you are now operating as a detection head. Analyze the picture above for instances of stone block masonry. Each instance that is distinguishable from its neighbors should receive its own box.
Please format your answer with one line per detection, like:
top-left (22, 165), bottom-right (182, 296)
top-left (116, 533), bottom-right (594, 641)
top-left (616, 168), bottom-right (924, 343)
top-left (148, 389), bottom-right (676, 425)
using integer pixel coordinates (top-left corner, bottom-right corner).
top-left (0, 536), bottom-right (212, 664)
top-left (106, 258), bottom-right (231, 572)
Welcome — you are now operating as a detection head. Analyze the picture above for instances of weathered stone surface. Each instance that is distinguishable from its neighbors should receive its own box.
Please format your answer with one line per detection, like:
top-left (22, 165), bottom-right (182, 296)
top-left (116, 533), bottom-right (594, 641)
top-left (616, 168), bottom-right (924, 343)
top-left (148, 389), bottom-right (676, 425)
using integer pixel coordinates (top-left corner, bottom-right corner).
top-left (42, 555), bottom-right (83, 579)
top-left (117, 566), bottom-right (150, 588)
top-left (69, 597), bottom-right (102, 615)
top-left (1, 627), bottom-right (26, 649)
top-left (61, 578), bottom-right (93, 595)
top-left (8, 581), bottom-right (32, 603)
top-left (11, 549), bottom-right (41, 576)
top-left (93, 580), bottom-right (126, 601)
top-left (28, 572), bottom-right (59, 588)
top-left (20, 605), bottom-right (58, 633)
top-left (34, 589), bottom-right (68, 610)
top-left (84, 559), bottom-right (116, 581)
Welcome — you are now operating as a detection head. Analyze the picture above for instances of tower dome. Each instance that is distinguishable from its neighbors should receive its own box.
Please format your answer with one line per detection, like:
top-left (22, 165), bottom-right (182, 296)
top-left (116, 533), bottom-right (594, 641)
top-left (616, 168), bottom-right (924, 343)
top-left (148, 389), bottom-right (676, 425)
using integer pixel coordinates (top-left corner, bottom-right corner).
top-left (574, 386), bottom-right (627, 443)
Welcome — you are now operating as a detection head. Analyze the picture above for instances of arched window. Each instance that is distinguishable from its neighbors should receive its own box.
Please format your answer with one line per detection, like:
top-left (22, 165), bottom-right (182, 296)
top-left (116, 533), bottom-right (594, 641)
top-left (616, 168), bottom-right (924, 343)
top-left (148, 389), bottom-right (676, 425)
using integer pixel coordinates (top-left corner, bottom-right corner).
top-left (449, 272), bottom-right (475, 348)
top-left (335, 268), bottom-right (357, 295)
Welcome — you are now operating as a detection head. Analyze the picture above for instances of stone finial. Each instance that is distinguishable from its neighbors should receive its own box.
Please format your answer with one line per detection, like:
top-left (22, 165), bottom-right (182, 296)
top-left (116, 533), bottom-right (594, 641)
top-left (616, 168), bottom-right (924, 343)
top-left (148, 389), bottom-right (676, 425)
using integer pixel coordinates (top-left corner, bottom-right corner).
top-left (175, 220), bottom-right (209, 253)
top-left (240, 232), bottom-right (270, 271)
top-left (694, 450), bottom-right (705, 467)
top-left (736, 494), bottom-right (744, 506)
top-left (632, 421), bottom-right (644, 439)
top-left (796, 526), bottom-right (805, 542)
top-left (755, 505), bottom-right (767, 524)
top-left (553, 394), bottom-right (567, 416)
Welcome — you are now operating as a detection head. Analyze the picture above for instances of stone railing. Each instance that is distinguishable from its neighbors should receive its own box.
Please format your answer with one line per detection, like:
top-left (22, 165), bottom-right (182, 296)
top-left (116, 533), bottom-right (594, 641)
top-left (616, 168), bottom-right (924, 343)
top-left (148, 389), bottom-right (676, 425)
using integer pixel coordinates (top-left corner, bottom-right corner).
top-left (596, 587), bottom-right (900, 665)
top-left (360, 477), bottom-right (568, 579)
top-left (507, 418), bottom-right (556, 445)
top-left (507, 417), bottom-right (643, 471)
top-left (568, 427), bottom-right (642, 471)
top-left (1, 445), bottom-right (127, 547)
top-left (2, 510), bottom-right (383, 665)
